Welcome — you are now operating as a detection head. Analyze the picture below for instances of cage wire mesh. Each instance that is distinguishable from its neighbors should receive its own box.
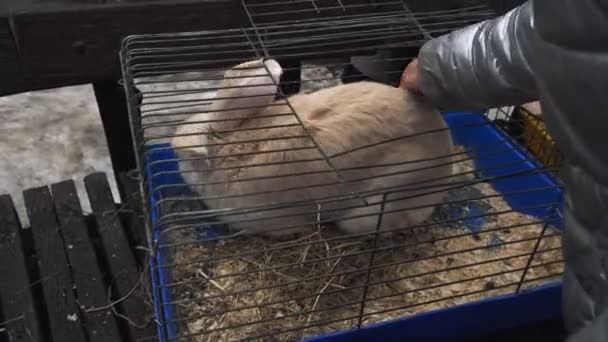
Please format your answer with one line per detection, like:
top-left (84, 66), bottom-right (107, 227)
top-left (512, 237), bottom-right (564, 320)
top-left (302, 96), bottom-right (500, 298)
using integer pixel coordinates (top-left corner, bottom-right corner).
top-left (120, 1), bottom-right (565, 341)
top-left (490, 104), bottom-right (565, 177)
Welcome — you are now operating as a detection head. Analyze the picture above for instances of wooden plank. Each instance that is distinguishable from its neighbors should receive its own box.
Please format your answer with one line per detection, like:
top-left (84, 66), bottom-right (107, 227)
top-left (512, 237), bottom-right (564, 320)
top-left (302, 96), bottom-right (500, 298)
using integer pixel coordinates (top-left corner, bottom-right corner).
top-left (118, 171), bottom-right (149, 266)
top-left (0, 18), bottom-right (23, 95)
top-left (0, 18), bottom-right (17, 70)
top-left (93, 80), bottom-right (138, 198)
top-left (245, 0), bottom-right (414, 25)
top-left (84, 173), bottom-right (155, 341)
top-left (23, 186), bottom-right (87, 342)
top-left (0, 195), bottom-right (43, 342)
top-left (1, 0), bottom-right (221, 15)
top-left (1, 0), bottom-right (246, 96)
top-left (51, 180), bottom-right (124, 342)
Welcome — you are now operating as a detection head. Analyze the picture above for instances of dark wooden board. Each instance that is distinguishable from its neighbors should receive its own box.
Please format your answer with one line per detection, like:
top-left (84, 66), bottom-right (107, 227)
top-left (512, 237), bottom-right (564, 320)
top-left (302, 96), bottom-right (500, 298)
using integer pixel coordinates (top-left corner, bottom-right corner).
top-left (1, 0), bottom-right (223, 15)
top-left (51, 180), bottom-right (124, 342)
top-left (84, 172), bottom-right (155, 341)
top-left (23, 186), bottom-right (87, 342)
top-left (0, 18), bottom-right (23, 95)
top-left (118, 171), bottom-right (149, 266)
top-left (1, 0), bottom-right (247, 96)
top-left (93, 80), bottom-right (137, 190)
top-left (0, 195), bottom-right (43, 342)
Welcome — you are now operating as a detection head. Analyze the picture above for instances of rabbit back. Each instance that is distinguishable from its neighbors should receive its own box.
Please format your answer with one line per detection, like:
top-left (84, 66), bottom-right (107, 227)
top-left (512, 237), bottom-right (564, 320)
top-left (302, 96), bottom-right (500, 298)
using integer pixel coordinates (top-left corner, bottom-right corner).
top-left (290, 82), bottom-right (455, 234)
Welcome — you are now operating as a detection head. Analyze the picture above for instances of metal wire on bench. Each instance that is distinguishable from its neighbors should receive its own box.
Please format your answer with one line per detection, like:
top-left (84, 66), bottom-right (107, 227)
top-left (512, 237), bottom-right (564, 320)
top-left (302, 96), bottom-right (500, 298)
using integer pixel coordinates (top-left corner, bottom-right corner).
top-left (120, 1), bottom-right (564, 341)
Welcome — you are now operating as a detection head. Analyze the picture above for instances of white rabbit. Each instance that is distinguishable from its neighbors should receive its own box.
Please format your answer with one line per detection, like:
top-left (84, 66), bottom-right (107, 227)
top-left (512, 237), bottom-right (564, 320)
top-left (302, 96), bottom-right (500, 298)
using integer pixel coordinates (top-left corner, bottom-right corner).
top-left (170, 59), bottom-right (455, 238)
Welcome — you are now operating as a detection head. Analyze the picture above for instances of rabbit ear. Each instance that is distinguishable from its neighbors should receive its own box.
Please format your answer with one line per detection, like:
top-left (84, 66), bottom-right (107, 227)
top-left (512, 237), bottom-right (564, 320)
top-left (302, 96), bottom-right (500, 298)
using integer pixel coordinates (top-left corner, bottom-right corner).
top-left (209, 59), bottom-right (284, 131)
top-left (223, 58), bottom-right (282, 90)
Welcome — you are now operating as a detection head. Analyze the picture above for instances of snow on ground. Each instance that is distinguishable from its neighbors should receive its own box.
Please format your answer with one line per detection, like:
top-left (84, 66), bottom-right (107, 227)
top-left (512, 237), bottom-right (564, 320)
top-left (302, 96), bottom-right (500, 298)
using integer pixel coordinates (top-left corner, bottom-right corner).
top-left (0, 84), bottom-right (118, 226)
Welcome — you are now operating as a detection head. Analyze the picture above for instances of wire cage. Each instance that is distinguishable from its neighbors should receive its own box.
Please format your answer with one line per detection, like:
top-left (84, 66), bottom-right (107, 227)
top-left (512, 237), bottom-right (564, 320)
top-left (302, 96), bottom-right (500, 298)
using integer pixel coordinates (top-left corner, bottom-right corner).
top-left (120, 1), bottom-right (565, 341)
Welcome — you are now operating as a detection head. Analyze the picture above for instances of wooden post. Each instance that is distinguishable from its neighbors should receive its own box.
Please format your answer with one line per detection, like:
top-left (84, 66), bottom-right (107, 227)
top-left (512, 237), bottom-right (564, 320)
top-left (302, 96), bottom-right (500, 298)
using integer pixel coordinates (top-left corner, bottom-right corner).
top-left (93, 80), bottom-right (139, 202)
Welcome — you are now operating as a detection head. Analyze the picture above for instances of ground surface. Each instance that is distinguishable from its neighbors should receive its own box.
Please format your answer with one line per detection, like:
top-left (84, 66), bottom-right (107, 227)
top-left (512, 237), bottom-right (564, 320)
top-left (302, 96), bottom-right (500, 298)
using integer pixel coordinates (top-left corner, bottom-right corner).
top-left (0, 84), bottom-right (118, 225)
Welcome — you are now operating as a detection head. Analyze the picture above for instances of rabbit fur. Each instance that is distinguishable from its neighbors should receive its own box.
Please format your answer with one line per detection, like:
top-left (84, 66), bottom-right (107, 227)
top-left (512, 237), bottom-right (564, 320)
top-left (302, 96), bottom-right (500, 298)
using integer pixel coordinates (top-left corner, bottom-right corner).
top-left (170, 59), bottom-right (455, 238)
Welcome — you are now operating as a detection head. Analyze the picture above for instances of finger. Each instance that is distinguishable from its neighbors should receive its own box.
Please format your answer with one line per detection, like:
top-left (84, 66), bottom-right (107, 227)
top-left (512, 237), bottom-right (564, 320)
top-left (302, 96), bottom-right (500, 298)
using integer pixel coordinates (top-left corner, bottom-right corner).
top-left (399, 71), bottom-right (416, 89)
top-left (399, 59), bottom-right (418, 89)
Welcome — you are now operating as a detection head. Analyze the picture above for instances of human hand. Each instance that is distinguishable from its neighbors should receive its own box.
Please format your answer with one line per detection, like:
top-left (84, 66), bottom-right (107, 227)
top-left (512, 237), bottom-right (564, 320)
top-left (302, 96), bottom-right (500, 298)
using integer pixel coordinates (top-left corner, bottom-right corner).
top-left (399, 58), bottom-right (420, 93)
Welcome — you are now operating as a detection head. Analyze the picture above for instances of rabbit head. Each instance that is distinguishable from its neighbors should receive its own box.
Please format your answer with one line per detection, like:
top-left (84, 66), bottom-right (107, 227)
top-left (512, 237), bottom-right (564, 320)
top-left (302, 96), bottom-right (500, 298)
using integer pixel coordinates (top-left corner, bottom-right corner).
top-left (172, 59), bottom-right (283, 154)
top-left (210, 58), bottom-right (283, 130)
top-left (170, 58), bottom-right (284, 192)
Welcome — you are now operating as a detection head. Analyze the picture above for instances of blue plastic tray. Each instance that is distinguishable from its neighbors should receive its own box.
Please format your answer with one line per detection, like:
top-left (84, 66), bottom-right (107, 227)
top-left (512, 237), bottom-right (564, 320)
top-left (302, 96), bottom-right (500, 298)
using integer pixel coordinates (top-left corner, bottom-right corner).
top-left (144, 111), bottom-right (564, 342)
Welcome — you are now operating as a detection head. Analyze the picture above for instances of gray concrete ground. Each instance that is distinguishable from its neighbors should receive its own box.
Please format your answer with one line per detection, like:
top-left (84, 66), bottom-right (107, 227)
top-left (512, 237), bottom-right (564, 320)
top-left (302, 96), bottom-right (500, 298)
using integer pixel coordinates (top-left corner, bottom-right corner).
top-left (0, 84), bottom-right (118, 226)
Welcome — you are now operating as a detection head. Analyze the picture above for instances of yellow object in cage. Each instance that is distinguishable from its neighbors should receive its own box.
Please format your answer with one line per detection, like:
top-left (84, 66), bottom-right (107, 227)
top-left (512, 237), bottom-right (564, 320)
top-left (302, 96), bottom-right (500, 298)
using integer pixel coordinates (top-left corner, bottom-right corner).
top-left (518, 105), bottom-right (563, 169)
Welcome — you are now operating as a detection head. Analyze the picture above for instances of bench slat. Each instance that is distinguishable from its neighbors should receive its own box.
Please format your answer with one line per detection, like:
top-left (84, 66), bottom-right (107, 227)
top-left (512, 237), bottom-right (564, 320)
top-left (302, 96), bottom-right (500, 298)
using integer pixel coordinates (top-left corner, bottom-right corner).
top-left (118, 171), bottom-right (149, 266)
top-left (85, 173), bottom-right (155, 341)
top-left (23, 186), bottom-right (87, 342)
top-left (51, 180), bottom-right (124, 342)
top-left (0, 194), bottom-right (43, 342)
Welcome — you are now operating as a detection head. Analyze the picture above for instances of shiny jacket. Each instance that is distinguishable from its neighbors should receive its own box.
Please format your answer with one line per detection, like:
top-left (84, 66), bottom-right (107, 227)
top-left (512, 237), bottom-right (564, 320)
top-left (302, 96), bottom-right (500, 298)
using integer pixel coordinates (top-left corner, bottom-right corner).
top-left (416, 1), bottom-right (608, 341)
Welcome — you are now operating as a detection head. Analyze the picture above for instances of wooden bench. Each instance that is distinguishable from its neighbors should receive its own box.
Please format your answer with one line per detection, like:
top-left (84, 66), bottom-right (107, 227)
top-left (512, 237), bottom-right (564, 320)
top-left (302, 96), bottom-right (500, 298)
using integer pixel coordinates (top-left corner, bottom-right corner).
top-left (0, 172), bottom-right (155, 342)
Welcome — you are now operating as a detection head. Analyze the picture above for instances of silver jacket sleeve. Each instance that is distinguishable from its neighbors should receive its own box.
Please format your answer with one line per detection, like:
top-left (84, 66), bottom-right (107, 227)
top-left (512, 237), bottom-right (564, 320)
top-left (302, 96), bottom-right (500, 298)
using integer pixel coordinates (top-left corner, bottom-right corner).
top-left (417, 1), bottom-right (538, 110)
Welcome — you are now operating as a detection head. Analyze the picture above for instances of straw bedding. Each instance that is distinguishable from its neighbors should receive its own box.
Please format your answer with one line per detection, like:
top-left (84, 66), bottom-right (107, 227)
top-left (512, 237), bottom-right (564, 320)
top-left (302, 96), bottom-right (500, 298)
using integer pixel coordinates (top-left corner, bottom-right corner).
top-left (162, 147), bottom-right (563, 342)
